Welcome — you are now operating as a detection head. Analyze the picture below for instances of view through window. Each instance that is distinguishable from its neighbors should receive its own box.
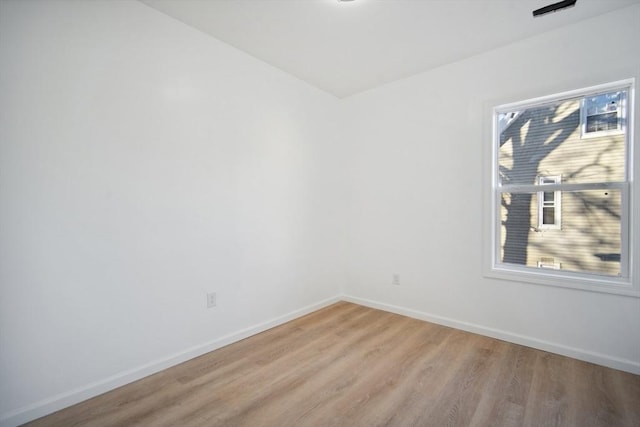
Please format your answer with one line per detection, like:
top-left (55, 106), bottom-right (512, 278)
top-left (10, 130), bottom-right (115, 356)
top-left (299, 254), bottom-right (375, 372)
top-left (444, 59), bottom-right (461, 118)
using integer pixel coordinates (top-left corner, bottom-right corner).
top-left (493, 81), bottom-right (632, 281)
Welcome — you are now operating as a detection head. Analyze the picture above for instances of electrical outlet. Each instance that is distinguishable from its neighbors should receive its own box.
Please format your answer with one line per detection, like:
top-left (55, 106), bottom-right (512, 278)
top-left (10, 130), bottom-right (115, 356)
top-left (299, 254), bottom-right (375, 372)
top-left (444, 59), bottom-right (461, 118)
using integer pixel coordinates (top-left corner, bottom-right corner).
top-left (207, 292), bottom-right (216, 308)
top-left (392, 274), bottom-right (400, 286)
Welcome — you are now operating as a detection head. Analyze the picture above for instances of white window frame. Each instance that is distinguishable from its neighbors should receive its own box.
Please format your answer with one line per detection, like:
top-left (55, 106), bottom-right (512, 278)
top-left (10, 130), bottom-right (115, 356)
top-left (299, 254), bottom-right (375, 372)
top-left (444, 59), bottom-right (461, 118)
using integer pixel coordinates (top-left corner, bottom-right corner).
top-left (486, 79), bottom-right (637, 297)
top-left (537, 176), bottom-right (562, 230)
top-left (580, 90), bottom-right (626, 139)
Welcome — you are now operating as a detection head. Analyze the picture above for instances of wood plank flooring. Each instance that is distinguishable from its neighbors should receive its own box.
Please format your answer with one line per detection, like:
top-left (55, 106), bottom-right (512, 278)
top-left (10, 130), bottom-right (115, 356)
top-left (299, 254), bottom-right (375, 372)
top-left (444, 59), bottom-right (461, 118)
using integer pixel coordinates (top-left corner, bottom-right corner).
top-left (25, 302), bottom-right (640, 427)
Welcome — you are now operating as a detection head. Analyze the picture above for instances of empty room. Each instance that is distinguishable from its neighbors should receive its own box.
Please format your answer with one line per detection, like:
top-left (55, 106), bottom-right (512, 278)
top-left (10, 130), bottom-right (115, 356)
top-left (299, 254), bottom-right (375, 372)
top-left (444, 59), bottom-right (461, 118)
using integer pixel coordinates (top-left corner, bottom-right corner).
top-left (1, 0), bottom-right (639, 426)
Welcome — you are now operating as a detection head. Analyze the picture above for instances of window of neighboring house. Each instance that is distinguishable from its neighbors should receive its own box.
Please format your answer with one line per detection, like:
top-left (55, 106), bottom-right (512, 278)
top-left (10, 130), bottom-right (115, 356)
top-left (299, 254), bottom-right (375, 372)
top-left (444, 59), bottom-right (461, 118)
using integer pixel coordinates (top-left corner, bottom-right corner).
top-left (488, 79), bottom-right (636, 296)
top-left (581, 91), bottom-right (626, 137)
top-left (537, 257), bottom-right (561, 270)
top-left (537, 176), bottom-right (561, 230)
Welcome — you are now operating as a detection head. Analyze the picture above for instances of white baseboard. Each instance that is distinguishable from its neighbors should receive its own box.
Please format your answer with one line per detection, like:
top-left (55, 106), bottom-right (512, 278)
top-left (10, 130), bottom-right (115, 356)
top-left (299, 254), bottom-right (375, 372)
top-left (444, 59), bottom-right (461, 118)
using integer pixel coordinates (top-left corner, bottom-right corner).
top-left (0, 295), bottom-right (341, 427)
top-left (342, 295), bottom-right (640, 375)
top-left (5, 293), bottom-right (637, 427)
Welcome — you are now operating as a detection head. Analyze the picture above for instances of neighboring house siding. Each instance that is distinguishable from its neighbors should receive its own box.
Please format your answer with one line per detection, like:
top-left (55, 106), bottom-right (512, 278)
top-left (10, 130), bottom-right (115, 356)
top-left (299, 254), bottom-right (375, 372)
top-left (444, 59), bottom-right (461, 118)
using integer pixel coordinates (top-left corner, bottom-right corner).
top-left (499, 99), bottom-right (624, 276)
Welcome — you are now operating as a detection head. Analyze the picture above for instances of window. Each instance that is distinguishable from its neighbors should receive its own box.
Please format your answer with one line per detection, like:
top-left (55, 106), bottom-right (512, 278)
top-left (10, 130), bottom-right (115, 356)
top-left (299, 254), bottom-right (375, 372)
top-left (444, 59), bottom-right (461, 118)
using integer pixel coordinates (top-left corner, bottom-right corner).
top-left (489, 80), bottom-right (635, 295)
top-left (581, 91), bottom-right (626, 137)
top-left (537, 176), bottom-right (561, 230)
top-left (537, 257), bottom-right (561, 270)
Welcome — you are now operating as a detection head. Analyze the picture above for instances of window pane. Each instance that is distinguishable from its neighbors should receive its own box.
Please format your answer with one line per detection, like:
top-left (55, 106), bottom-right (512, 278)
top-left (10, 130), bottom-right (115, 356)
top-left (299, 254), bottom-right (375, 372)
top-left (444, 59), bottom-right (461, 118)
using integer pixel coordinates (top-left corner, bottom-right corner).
top-left (500, 189), bottom-right (621, 276)
top-left (542, 206), bottom-right (555, 224)
top-left (498, 94), bottom-right (625, 185)
top-left (585, 92), bottom-right (621, 115)
top-left (586, 112), bottom-right (617, 132)
top-left (540, 177), bottom-right (556, 185)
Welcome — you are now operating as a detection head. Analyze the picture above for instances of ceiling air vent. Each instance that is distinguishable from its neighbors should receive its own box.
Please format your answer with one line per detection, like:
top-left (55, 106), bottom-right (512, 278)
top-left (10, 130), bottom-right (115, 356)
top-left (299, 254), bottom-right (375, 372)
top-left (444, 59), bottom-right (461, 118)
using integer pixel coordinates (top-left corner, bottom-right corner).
top-left (533, 0), bottom-right (577, 17)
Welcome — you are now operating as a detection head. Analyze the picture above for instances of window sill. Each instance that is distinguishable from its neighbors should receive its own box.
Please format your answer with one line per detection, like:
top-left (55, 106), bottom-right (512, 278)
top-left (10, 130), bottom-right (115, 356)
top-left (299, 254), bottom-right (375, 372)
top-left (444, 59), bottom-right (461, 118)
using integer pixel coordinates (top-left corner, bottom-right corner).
top-left (580, 128), bottom-right (624, 139)
top-left (485, 264), bottom-right (639, 298)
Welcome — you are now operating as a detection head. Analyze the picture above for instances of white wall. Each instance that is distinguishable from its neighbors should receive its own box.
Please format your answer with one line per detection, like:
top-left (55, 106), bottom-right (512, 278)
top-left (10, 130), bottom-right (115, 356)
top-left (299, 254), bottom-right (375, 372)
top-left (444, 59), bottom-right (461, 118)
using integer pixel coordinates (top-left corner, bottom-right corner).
top-left (2, 1), bottom-right (640, 426)
top-left (342, 4), bottom-right (640, 374)
top-left (0, 1), bottom-right (345, 424)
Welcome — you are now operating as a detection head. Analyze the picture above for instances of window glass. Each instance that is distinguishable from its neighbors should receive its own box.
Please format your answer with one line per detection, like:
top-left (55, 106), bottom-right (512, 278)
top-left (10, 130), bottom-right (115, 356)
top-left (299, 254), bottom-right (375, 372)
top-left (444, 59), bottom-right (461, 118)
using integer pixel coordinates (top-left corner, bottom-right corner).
top-left (499, 189), bottom-right (621, 277)
top-left (583, 91), bottom-right (624, 136)
top-left (494, 83), bottom-right (630, 283)
top-left (499, 97), bottom-right (625, 185)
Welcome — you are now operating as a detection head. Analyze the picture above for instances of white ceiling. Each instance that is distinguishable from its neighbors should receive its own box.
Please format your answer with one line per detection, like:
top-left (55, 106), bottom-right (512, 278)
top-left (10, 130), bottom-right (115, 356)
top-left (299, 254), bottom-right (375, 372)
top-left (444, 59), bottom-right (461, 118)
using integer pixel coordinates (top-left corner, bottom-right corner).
top-left (140, 0), bottom-right (639, 98)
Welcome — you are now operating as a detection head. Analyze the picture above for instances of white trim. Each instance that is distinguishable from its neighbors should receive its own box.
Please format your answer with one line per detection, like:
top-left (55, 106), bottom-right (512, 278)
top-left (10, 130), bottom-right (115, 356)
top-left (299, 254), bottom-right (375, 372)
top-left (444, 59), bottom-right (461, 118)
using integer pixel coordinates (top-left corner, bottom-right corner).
top-left (500, 182), bottom-right (624, 192)
top-left (0, 296), bottom-right (341, 427)
top-left (342, 295), bottom-right (640, 375)
top-left (623, 81), bottom-right (635, 289)
top-left (493, 79), bottom-right (635, 116)
top-left (487, 262), bottom-right (637, 296)
top-left (490, 79), bottom-right (636, 294)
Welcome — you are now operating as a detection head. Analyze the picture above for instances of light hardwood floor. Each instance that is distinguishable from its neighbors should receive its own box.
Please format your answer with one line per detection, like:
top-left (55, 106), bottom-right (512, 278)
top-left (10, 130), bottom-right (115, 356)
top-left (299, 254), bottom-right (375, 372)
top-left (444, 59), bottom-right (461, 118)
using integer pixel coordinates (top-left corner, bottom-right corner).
top-left (25, 302), bottom-right (640, 427)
